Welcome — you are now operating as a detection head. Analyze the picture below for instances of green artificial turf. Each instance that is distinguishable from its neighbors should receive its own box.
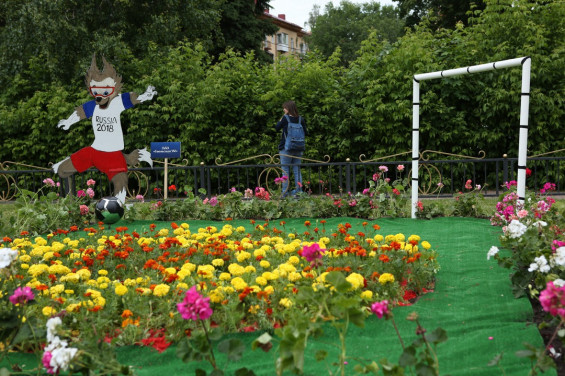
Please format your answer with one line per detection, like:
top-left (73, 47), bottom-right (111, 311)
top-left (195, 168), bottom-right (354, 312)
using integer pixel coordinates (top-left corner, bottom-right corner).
top-left (1, 217), bottom-right (555, 376)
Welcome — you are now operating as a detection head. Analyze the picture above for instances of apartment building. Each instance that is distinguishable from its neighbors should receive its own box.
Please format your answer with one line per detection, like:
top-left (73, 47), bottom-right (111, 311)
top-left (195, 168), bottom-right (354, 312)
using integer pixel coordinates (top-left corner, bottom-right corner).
top-left (262, 10), bottom-right (309, 60)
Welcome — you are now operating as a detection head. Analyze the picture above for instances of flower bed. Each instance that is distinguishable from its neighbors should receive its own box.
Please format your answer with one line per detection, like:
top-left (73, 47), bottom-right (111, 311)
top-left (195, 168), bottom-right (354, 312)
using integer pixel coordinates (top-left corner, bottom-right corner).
top-left (1, 220), bottom-right (438, 374)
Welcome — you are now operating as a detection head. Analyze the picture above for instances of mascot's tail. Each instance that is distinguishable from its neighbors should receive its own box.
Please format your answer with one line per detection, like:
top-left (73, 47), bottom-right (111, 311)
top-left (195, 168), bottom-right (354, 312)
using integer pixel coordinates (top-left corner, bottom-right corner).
top-left (124, 148), bottom-right (153, 168)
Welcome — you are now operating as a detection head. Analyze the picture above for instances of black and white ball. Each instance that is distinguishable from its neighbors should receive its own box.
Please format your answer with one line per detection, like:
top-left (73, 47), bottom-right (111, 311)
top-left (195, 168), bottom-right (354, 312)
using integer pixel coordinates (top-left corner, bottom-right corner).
top-left (95, 196), bottom-right (124, 224)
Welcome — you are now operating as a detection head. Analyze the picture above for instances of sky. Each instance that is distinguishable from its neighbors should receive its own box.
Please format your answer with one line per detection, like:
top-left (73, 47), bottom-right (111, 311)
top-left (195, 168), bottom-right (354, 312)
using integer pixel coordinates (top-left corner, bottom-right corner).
top-left (268, 0), bottom-right (396, 30)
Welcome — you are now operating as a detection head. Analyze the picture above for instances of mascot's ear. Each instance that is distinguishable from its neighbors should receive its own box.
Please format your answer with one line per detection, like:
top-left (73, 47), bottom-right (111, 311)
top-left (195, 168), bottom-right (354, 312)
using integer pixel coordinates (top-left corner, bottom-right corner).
top-left (85, 54), bottom-right (98, 89)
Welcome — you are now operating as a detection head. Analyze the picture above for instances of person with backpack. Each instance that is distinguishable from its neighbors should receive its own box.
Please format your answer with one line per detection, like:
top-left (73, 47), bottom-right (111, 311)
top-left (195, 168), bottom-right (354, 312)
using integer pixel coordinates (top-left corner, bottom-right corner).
top-left (275, 100), bottom-right (308, 198)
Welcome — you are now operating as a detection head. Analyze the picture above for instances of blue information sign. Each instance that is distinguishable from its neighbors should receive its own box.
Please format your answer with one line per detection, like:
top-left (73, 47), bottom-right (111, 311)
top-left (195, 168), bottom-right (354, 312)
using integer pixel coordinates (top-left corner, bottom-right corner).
top-left (150, 142), bottom-right (181, 159)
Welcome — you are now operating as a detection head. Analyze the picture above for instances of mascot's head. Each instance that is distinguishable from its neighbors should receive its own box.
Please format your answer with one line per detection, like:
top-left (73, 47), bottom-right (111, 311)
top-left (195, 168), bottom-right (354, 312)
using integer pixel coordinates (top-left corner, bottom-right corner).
top-left (85, 54), bottom-right (123, 108)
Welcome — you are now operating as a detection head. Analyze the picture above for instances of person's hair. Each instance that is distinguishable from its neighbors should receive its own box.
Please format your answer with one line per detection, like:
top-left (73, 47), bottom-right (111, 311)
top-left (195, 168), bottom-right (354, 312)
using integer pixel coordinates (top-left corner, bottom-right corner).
top-left (283, 100), bottom-right (299, 117)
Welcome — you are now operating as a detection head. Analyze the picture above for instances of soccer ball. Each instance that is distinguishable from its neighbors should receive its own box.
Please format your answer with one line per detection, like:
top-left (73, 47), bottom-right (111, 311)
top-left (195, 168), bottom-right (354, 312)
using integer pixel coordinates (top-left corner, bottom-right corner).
top-left (95, 196), bottom-right (124, 225)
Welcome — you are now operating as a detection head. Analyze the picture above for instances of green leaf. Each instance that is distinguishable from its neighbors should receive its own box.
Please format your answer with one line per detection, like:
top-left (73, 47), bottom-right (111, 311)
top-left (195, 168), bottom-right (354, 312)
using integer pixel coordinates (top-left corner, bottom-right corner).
top-left (218, 338), bottom-right (245, 361)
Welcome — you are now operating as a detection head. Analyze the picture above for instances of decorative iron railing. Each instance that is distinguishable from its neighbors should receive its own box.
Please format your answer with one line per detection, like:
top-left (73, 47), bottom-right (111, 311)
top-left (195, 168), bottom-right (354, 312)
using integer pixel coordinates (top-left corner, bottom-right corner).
top-left (1, 151), bottom-right (563, 202)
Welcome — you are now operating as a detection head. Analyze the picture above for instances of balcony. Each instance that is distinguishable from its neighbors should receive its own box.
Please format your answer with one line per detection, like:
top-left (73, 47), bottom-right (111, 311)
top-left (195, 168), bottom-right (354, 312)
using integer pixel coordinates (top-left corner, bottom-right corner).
top-left (276, 44), bottom-right (288, 52)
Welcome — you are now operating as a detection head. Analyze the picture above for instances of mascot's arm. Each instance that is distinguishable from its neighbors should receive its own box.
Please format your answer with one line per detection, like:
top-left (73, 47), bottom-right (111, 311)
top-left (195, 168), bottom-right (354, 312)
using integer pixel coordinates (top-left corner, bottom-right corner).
top-left (57, 106), bottom-right (86, 131)
top-left (130, 86), bottom-right (157, 105)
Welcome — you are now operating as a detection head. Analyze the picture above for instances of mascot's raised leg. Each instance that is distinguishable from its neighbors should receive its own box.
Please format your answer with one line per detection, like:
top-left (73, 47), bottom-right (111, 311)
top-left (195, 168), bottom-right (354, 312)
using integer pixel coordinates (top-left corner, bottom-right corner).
top-left (111, 172), bottom-right (128, 205)
top-left (53, 157), bottom-right (78, 195)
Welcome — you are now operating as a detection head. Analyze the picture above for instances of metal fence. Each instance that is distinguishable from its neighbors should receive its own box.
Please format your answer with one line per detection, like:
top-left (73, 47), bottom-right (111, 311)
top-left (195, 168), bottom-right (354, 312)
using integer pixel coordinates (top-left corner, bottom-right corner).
top-left (1, 153), bottom-right (563, 202)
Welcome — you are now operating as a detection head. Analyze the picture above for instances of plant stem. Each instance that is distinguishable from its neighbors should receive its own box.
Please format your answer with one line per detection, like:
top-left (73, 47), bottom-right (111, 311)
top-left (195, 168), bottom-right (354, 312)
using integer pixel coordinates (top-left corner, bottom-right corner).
top-left (391, 317), bottom-right (405, 350)
top-left (200, 319), bottom-right (217, 369)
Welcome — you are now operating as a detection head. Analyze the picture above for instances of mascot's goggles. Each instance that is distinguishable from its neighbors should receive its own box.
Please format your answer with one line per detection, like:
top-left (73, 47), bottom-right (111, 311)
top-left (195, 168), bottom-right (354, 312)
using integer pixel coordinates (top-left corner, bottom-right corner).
top-left (89, 86), bottom-right (115, 98)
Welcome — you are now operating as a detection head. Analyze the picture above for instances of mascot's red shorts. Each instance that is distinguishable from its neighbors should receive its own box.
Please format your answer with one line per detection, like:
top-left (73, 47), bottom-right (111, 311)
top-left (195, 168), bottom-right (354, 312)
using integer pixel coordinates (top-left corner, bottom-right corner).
top-left (71, 147), bottom-right (127, 181)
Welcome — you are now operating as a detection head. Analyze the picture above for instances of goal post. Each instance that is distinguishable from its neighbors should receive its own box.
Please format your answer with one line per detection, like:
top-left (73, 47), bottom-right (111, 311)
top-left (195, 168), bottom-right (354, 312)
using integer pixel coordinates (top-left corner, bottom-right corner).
top-left (411, 57), bottom-right (531, 218)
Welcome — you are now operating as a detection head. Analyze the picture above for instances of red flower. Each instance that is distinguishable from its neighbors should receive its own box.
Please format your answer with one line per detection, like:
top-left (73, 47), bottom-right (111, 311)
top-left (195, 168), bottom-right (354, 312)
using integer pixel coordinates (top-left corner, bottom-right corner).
top-left (526, 168), bottom-right (532, 177)
top-left (168, 184), bottom-right (177, 191)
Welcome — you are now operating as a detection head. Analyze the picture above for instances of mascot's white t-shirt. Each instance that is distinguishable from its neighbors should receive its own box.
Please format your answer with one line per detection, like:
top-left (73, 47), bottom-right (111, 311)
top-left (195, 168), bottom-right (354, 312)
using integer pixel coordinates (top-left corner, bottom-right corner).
top-left (82, 93), bottom-right (134, 152)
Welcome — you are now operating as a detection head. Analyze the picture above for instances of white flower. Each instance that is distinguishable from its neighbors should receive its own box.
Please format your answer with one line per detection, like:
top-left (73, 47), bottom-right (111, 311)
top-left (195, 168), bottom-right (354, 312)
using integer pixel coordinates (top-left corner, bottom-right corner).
top-left (0, 248), bottom-right (18, 269)
top-left (551, 247), bottom-right (565, 267)
top-left (46, 317), bottom-right (62, 343)
top-left (506, 220), bottom-right (527, 239)
top-left (50, 346), bottom-right (78, 372)
top-left (532, 221), bottom-right (547, 229)
top-left (553, 279), bottom-right (565, 287)
top-left (528, 255), bottom-right (550, 273)
top-left (487, 246), bottom-right (499, 260)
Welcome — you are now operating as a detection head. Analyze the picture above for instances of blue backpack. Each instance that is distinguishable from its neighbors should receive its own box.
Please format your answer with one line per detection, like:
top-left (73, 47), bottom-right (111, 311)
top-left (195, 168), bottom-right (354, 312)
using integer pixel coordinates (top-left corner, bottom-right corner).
top-left (284, 115), bottom-right (305, 152)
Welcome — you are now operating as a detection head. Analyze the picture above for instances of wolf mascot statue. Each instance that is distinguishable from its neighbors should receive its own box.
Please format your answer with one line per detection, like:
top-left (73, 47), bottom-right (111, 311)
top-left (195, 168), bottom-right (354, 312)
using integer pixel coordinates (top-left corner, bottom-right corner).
top-left (53, 55), bottom-right (156, 205)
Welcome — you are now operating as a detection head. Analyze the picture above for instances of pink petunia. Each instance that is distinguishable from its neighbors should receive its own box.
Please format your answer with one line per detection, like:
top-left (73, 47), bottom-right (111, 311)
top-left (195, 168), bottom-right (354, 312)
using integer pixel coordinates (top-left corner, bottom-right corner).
top-left (371, 300), bottom-right (389, 318)
top-left (79, 205), bottom-right (89, 216)
top-left (177, 286), bottom-right (213, 321)
top-left (301, 243), bottom-right (326, 263)
top-left (9, 286), bottom-right (35, 305)
top-left (86, 179), bottom-right (96, 187)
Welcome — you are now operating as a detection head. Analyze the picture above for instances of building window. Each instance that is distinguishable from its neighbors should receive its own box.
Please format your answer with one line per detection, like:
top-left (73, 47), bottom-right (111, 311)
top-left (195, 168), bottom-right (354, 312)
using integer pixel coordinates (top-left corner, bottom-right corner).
top-left (277, 32), bottom-right (288, 45)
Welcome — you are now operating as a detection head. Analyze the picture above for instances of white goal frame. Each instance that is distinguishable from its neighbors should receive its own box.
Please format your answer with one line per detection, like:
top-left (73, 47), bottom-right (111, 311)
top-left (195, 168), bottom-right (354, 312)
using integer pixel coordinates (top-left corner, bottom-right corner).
top-left (411, 57), bottom-right (531, 218)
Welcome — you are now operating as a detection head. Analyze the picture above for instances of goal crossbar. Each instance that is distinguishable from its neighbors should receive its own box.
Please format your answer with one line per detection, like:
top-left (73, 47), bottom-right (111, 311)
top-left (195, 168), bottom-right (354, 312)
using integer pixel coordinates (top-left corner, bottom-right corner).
top-left (411, 57), bottom-right (531, 218)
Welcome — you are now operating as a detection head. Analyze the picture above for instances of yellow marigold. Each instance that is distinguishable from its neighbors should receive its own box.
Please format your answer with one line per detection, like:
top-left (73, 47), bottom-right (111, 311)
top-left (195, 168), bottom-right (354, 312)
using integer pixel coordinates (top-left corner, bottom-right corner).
top-left (261, 236), bottom-right (272, 244)
top-left (287, 256), bottom-right (300, 265)
top-left (253, 248), bottom-right (266, 258)
top-left (64, 290), bottom-right (74, 295)
top-left (197, 265), bottom-right (215, 279)
top-left (360, 290), bottom-right (373, 300)
top-left (288, 272), bottom-right (302, 282)
top-left (123, 278), bottom-right (136, 287)
top-left (27, 264), bottom-right (49, 277)
top-left (421, 241), bottom-right (431, 250)
top-left (181, 223), bottom-right (190, 229)
top-left (379, 273), bottom-right (395, 285)
top-left (259, 260), bottom-right (270, 269)
top-left (173, 228), bottom-right (185, 236)
top-left (244, 265), bottom-right (256, 274)
top-left (34, 237), bottom-right (48, 246)
top-left (209, 289), bottom-right (225, 304)
top-left (236, 226), bottom-right (246, 233)
top-left (320, 237), bottom-right (331, 245)
top-left (408, 235), bottom-right (421, 243)
top-left (97, 276), bottom-right (110, 285)
top-left (115, 284), bottom-right (128, 296)
top-left (256, 276), bottom-right (268, 286)
top-left (138, 288), bottom-right (152, 296)
top-left (288, 233), bottom-right (296, 240)
top-left (19, 263), bottom-right (29, 270)
top-left (48, 264), bottom-right (71, 275)
top-left (99, 283), bottom-right (109, 289)
top-left (157, 228), bottom-right (169, 236)
top-left (177, 282), bottom-right (188, 290)
top-left (181, 263), bottom-right (196, 273)
top-left (51, 242), bottom-right (65, 252)
top-left (394, 234), bottom-right (405, 242)
top-left (164, 267), bottom-right (177, 275)
top-left (65, 303), bottom-right (81, 313)
top-left (236, 251), bottom-right (251, 263)
top-left (98, 270), bottom-right (108, 276)
top-left (279, 298), bottom-right (293, 308)
top-left (42, 252), bottom-right (55, 261)
top-left (374, 234), bottom-right (384, 242)
top-left (223, 286), bottom-right (235, 294)
top-left (76, 269), bottom-right (91, 280)
top-left (19, 254), bottom-right (31, 263)
top-left (264, 286), bottom-right (274, 294)
top-left (248, 305), bottom-right (260, 314)
top-left (153, 284), bottom-right (170, 297)
top-left (262, 271), bottom-right (277, 281)
top-left (346, 273), bottom-right (365, 290)
top-left (228, 263), bottom-right (245, 276)
top-left (219, 272), bottom-right (231, 281)
top-left (42, 306), bottom-right (57, 316)
top-left (49, 284), bottom-right (65, 296)
top-left (384, 235), bottom-right (396, 243)
top-left (212, 258), bottom-right (224, 267)
top-left (231, 277), bottom-right (248, 291)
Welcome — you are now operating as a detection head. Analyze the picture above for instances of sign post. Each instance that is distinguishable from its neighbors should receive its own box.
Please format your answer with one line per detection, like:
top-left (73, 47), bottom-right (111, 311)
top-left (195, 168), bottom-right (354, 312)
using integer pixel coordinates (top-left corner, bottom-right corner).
top-left (150, 142), bottom-right (181, 200)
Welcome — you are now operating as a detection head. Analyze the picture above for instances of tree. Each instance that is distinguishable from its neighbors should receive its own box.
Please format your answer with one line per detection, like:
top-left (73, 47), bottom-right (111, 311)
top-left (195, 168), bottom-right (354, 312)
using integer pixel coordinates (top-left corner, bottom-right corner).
top-left (212, 0), bottom-right (278, 63)
top-left (392, 0), bottom-right (486, 29)
top-left (307, 1), bottom-right (404, 65)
